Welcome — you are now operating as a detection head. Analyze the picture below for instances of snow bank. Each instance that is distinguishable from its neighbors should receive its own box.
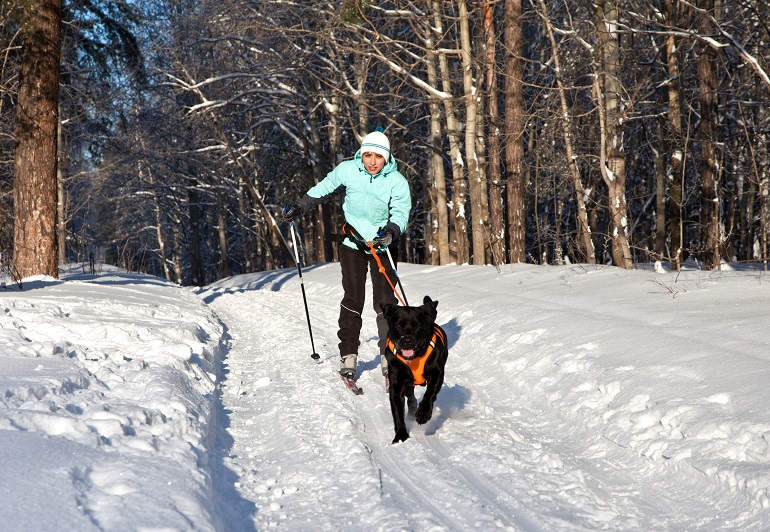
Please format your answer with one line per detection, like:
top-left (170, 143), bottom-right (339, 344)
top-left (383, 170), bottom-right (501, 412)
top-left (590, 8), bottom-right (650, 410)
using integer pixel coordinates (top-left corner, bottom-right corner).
top-left (0, 266), bottom-right (225, 531)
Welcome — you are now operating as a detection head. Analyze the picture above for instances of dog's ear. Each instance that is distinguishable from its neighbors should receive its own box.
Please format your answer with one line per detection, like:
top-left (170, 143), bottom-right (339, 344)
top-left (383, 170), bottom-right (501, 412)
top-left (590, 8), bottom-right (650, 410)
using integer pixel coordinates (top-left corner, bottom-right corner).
top-left (422, 296), bottom-right (438, 321)
top-left (382, 303), bottom-right (397, 322)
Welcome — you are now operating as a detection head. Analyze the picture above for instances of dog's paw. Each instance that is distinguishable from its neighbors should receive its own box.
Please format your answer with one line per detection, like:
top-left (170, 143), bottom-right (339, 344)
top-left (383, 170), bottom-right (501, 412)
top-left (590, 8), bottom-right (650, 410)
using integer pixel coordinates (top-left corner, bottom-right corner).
top-left (392, 430), bottom-right (410, 444)
top-left (415, 405), bottom-right (433, 425)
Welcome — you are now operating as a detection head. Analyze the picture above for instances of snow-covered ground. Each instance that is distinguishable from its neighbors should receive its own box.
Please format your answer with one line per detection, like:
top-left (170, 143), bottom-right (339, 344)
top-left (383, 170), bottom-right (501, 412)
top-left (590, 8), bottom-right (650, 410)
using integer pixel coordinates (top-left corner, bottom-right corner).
top-left (1, 261), bottom-right (769, 530)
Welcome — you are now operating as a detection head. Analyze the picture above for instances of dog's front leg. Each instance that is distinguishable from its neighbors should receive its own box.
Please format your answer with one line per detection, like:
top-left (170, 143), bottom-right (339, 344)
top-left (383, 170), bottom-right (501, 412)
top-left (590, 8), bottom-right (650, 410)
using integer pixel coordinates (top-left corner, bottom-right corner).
top-left (406, 386), bottom-right (417, 416)
top-left (389, 385), bottom-right (409, 444)
top-left (415, 371), bottom-right (444, 425)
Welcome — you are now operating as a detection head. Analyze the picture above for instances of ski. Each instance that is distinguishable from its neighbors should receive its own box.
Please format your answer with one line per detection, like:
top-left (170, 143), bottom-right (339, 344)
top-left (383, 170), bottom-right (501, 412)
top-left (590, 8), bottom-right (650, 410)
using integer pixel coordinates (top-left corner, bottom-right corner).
top-left (340, 374), bottom-right (364, 395)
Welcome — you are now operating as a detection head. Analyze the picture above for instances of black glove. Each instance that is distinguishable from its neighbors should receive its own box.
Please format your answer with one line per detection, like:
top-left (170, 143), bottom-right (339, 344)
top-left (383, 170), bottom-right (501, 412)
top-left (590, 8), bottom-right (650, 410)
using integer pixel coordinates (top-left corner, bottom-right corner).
top-left (372, 226), bottom-right (395, 248)
top-left (280, 204), bottom-right (301, 223)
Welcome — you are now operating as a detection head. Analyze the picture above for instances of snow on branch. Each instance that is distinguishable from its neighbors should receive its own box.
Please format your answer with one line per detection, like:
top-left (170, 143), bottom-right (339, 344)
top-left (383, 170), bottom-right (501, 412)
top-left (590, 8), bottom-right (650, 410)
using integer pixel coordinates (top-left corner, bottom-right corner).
top-left (620, 4), bottom-right (770, 92)
top-left (359, 36), bottom-right (451, 100)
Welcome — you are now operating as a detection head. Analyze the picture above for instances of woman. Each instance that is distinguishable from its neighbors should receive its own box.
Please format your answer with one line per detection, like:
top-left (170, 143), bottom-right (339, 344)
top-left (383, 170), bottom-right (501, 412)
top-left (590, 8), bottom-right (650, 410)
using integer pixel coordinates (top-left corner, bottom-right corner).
top-left (282, 128), bottom-right (411, 389)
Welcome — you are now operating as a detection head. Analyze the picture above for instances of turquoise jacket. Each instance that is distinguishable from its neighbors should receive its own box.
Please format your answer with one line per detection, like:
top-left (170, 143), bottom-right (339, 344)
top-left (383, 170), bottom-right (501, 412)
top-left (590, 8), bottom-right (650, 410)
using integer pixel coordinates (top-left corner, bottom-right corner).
top-left (302, 149), bottom-right (411, 252)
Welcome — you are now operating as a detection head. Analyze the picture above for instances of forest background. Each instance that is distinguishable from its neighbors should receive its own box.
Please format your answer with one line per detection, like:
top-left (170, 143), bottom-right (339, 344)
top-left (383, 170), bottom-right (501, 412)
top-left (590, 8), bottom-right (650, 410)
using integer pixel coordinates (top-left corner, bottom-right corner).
top-left (2, 0), bottom-right (769, 285)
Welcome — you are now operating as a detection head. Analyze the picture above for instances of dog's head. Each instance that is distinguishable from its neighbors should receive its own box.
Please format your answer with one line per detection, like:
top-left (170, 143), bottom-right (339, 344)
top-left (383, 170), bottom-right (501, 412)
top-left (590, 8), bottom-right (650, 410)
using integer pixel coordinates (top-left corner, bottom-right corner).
top-left (382, 295), bottom-right (439, 359)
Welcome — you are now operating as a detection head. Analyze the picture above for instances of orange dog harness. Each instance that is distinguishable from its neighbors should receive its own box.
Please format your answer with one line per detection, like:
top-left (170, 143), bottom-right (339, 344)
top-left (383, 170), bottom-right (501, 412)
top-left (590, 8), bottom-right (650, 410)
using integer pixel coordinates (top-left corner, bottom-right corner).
top-left (386, 325), bottom-right (446, 385)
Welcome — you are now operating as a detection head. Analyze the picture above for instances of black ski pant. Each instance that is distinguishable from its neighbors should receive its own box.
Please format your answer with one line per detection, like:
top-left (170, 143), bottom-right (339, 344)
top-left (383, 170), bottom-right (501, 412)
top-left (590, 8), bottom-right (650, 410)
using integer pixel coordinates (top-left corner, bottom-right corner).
top-left (337, 244), bottom-right (398, 363)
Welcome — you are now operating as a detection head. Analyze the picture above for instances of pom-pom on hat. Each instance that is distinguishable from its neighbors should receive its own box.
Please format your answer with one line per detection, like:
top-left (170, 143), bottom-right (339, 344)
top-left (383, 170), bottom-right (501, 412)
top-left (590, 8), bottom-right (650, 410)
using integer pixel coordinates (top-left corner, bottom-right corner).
top-left (360, 127), bottom-right (391, 160)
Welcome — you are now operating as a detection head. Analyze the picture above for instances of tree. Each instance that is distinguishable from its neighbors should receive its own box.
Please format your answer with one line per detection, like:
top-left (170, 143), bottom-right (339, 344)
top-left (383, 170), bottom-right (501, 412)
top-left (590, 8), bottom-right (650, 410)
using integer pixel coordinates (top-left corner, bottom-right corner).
top-left (504, 0), bottom-right (526, 263)
top-left (459, 0), bottom-right (486, 265)
top-left (536, 0), bottom-right (595, 264)
top-left (13, 0), bottom-right (61, 279)
top-left (483, 0), bottom-right (506, 266)
top-left (593, 0), bottom-right (632, 269)
top-left (664, 0), bottom-right (685, 270)
top-left (696, 0), bottom-right (720, 269)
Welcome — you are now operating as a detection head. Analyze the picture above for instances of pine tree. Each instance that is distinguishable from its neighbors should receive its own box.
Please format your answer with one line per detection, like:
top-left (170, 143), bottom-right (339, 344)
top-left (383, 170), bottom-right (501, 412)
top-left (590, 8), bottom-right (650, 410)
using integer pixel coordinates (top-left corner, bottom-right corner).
top-left (13, 0), bottom-right (61, 279)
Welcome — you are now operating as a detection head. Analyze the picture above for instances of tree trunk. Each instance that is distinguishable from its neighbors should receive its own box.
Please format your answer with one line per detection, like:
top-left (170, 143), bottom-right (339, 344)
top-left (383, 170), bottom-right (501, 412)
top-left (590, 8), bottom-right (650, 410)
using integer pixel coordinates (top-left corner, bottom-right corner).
top-left (188, 186), bottom-right (204, 286)
top-left (538, 0), bottom-right (596, 264)
top-left (216, 192), bottom-right (230, 278)
top-left (238, 183), bottom-right (254, 273)
top-left (531, 126), bottom-right (544, 263)
top-left (169, 216), bottom-right (184, 284)
top-left (432, 0), bottom-right (468, 264)
top-left (13, 0), bottom-right (61, 279)
top-left (761, 170), bottom-right (769, 268)
top-left (484, 1), bottom-right (505, 266)
top-left (654, 122), bottom-right (667, 258)
top-left (475, 83), bottom-right (491, 263)
top-left (696, 0), bottom-right (720, 269)
top-left (665, 0), bottom-right (684, 270)
top-left (356, 54), bottom-right (370, 136)
top-left (458, 0), bottom-right (485, 265)
top-left (327, 93), bottom-right (341, 262)
top-left (593, 0), bottom-right (632, 269)
top-left (137, 132), bottom-right (171, 281)
top-left (56, 106), bottom-right (67, 265)
top-left (307, 108), bottom-right (328, 263)
top-left (553, 172), bottom-right (564, 264)
top-left (423, 14), bottom-right (450, 265)
top-left (152, 179), bottom-right (171, 280)
top-left (504, 0), bottom-right (526, 263)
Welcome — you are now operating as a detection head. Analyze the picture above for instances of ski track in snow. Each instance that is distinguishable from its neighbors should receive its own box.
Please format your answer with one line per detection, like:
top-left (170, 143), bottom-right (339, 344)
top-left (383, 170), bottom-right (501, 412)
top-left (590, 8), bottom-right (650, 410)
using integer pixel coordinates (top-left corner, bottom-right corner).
top-left (203, 263), bottom-right (770, 530)
top-left (208, 286), bottom-right (538, 531)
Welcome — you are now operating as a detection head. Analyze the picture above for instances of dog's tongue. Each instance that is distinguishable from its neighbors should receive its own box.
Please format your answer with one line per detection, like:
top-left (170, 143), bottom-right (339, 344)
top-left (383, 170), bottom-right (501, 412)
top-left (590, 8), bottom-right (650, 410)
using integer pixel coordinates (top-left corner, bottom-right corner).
top-left (401, 348), bottom-right (415, 358)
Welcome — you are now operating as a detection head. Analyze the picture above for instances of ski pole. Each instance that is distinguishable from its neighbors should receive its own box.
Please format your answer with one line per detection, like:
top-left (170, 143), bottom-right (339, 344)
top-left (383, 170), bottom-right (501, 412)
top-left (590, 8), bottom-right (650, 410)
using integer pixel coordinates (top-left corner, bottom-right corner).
top-left (384, 246), bottom-right (409, 306)
top-left (289, 221), bottom-right (320, 360)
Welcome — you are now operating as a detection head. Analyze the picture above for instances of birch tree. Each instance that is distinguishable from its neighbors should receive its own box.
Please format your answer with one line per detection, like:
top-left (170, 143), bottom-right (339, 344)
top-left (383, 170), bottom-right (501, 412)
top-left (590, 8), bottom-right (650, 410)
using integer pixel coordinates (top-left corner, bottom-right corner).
top-left (423, 3), bottom-right (450, 265)
top-left (431, 0), bottom-right (469, 264)
top-left (458, 0), bottom-right (486, 265)
top-left (593, 0), bottom-right (632, 269)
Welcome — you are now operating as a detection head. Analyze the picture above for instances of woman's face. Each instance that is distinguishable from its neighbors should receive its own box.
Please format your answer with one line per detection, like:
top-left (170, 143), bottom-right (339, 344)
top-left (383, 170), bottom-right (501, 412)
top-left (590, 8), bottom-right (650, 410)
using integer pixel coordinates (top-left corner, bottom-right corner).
top-left (362, 151), bottom-right (386, 175)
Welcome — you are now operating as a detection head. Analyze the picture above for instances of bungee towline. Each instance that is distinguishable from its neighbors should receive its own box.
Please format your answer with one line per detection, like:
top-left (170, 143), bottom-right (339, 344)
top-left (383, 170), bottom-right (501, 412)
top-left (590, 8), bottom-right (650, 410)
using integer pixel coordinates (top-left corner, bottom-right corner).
top-left (340, 222), bottom-right (407, 306)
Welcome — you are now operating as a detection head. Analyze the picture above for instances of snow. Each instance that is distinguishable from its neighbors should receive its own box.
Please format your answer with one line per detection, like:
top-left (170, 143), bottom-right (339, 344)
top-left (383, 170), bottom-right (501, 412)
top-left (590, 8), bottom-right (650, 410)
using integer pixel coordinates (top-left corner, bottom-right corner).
top-left (2, 261), bottom-right (770, 530)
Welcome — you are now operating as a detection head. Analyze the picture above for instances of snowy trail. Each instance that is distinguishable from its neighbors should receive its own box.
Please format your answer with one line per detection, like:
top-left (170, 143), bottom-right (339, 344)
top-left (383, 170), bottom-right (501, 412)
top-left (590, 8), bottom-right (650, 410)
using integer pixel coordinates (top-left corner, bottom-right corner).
top-left (201, 262), bottom-right (769, 530)
top-left (206, 284), bottom-right (540, 531)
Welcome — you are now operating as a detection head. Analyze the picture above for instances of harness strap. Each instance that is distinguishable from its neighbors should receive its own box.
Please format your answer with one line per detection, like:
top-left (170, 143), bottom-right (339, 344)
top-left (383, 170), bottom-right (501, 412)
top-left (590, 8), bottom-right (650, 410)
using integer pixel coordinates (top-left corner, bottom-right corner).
top-left (386, 325), bottom-right (445, 386)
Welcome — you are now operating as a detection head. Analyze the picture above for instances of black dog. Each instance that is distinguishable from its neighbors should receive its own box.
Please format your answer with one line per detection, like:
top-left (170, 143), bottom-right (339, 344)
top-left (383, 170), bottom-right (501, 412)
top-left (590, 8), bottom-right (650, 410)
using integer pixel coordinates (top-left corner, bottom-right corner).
top-left (382, 296), bottom-right (448, 443)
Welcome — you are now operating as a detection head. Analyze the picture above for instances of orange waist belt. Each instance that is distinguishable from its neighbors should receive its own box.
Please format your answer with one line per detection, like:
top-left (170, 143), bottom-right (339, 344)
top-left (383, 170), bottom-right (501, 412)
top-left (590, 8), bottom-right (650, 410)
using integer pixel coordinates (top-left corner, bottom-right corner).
top-left (386, 325), bottom-right (446, 385)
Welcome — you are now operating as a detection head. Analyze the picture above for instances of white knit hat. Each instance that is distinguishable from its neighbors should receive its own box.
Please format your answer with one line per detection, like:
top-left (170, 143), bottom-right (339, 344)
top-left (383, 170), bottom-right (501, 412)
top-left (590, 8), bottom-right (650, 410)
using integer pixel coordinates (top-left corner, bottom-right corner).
top-left (360, 130), bottom-right (391, 160)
